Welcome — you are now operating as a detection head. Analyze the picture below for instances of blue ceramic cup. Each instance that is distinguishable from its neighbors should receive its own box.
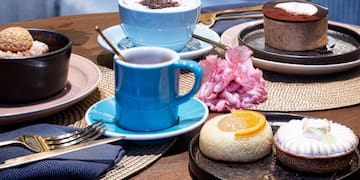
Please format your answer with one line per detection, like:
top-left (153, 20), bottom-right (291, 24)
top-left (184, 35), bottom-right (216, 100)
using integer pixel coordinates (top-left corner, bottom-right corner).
top-left (114, 46), bottom-right (203, 132)
top-left (118, 0), bottom-right (201, 51)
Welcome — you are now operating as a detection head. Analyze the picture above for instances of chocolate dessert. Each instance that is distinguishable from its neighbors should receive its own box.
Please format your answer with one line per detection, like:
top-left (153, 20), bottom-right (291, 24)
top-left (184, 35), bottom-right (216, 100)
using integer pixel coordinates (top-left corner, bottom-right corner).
top-left (263, 0), bottom-right (328, 51)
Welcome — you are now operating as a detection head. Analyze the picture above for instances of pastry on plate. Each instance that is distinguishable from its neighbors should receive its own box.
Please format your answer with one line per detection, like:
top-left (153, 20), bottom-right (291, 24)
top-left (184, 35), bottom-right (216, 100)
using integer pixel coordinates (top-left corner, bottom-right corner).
top-left (263, 0), bottom-right (328, 51)
top-left (0, 27), bottom-right (48, 57)
top-left (273, 118), bottom-right (359, 173)
top-left (199, 110), bottom-right (273, 162)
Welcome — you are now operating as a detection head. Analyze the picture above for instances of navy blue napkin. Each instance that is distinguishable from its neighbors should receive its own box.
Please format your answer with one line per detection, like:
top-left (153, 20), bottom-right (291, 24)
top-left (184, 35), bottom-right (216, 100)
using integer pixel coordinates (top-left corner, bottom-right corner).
top-left (201, 1), bottom-right (270, 34)
top-left (0, 124), bottom-right (125, 180)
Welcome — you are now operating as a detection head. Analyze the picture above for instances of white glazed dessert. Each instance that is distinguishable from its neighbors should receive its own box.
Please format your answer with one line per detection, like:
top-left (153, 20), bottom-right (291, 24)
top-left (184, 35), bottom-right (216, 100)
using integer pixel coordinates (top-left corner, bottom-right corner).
top-left (199, 110), bottom-right (273, 162)
top-left (275, 118), bottom-right (358, 156)
top-left (274, 118), bottom-right (359, 173)
top-left (120, 0), bottom-right (200, 12)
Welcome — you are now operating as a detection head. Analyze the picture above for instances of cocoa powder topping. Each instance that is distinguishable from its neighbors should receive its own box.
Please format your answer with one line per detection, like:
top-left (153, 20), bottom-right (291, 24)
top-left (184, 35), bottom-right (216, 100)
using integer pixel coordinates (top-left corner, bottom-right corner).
top-left (140, 0), bottom-right (180, 9)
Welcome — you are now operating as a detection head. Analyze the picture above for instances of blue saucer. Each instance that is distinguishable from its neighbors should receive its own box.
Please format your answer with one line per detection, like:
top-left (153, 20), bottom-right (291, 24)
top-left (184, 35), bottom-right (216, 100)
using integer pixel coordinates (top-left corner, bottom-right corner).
top-left (97, 24), bottom-right (220, 59)
top-left (85, 97), bottom-right (209, 141)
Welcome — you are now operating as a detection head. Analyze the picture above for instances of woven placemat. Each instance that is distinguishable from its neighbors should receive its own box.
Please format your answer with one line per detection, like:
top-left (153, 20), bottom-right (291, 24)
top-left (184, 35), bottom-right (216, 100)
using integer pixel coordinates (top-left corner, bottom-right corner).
top-left (43, 66), bottom-right (176, 179)
top-left (42, 63), bottom-right (360, 178)
top-left (180, 67), bottom-right (360, 112)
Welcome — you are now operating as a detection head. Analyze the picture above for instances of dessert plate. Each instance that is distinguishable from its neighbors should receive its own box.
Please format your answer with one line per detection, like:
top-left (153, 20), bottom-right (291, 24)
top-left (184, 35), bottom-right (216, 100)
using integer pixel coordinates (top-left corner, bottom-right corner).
top-left (238, 21), bottom-right (360, 65)
top-left (97, 24), bottom-right (220, 59)
top-left (221, 20), bottom-right (360, 75)
top-left (189, 112), bottom-right (360, 180)
top-left (0, 54), bottom-right (101, 125)
top-left (85, 97), bottom-right (209, 141)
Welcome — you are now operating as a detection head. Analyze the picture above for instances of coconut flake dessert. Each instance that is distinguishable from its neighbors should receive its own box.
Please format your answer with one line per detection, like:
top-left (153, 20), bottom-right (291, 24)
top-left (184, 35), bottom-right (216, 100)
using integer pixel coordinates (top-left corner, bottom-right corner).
top-left (273, 118), bottom-right (359, 173)
top-left (0, 27), bottom-right (49, 58)
top-left (199, 110), bottom-right (273, 162)
top-left (263, 0), bottom-right (328, 51)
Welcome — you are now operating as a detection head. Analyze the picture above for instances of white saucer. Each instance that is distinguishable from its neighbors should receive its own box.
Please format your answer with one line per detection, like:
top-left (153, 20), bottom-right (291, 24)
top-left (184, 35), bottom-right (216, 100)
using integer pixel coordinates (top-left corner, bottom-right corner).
top-left (221, 20), bottom-right (360, 75)
top-left (97, 24), bottom-right (220, 59)
top-left (85, 97), bottom-right (209, 141)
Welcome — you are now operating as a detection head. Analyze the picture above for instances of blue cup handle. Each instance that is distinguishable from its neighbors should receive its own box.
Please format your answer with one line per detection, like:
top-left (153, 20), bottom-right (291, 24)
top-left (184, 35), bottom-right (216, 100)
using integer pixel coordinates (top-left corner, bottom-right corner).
top-left (173, 60), bottom-right (203, 105)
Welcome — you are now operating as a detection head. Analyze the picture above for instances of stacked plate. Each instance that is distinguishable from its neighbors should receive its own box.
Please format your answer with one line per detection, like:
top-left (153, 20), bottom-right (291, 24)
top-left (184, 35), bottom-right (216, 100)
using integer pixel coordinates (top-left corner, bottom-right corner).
top-left (221, 20), bottom-right (360, 75)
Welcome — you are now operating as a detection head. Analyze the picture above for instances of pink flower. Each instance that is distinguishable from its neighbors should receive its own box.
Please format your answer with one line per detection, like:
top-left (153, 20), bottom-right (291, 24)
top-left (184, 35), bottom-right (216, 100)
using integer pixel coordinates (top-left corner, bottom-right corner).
top-left (197, 46), bottom-right (267, 112)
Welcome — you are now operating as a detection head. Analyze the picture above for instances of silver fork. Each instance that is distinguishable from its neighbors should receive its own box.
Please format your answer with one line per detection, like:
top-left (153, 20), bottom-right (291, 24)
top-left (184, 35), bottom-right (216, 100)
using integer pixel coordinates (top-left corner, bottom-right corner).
top-left (0, 120), bottom-right (105, 152)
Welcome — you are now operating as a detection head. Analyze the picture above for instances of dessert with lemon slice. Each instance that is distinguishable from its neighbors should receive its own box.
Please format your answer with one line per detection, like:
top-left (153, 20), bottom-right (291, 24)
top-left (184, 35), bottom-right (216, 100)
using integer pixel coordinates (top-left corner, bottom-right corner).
top-left (199, 110), bottom-right (273, 162)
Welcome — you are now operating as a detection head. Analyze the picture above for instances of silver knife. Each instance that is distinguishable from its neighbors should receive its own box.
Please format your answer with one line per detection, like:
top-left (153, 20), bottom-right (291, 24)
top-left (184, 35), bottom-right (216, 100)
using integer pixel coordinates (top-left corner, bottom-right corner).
top-left (0, 136), bottom-right (124, 169)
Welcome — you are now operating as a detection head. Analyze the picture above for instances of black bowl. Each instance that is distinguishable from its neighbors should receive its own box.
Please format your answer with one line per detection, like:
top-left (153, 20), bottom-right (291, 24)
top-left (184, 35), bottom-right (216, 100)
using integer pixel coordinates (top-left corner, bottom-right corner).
top-left (0, 29), bottom-right (72, 103)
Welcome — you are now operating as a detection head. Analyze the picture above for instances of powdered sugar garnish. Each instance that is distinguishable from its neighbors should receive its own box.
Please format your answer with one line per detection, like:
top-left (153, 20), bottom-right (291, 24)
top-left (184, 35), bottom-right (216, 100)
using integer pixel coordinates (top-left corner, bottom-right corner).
top-left (275, 2), bottom-right (318, 16)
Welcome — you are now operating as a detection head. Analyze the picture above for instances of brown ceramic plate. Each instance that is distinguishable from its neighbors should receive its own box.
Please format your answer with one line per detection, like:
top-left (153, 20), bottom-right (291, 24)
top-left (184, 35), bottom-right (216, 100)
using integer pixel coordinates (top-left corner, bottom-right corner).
top-left (238, 21), bottom-right (360, 65)
top-left (189, 112), bottom-right (360, 179)
top-left (0, 54), bottom-right (101, 125)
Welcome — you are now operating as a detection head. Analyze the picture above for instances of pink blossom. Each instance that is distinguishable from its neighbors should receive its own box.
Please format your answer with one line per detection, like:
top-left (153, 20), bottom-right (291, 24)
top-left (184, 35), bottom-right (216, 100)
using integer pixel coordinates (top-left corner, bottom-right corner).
top-left (197, 46), bottom-right (267, 112)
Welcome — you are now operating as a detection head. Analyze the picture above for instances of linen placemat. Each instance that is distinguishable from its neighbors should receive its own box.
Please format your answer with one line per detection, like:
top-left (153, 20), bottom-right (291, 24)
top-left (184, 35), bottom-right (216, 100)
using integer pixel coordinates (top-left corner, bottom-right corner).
top-left (180, 67), bottom-right (360, 112)
top-left (42, 66), bottom-right (176, 179)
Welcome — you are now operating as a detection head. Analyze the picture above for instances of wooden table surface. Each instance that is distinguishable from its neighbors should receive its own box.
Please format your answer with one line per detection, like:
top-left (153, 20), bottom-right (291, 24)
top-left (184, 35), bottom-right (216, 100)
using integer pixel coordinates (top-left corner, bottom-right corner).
top-left (1, 13), bottom-right (359, 179)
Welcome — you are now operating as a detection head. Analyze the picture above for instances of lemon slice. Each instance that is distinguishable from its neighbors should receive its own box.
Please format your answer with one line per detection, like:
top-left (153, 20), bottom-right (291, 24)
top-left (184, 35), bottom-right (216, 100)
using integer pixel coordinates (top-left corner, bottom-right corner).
top-left (232, 110), bottom-right (267, 138)
top-left (217, 115), bottom-right (247, 132)
top-left (217, 110), bottom-right (267, 139)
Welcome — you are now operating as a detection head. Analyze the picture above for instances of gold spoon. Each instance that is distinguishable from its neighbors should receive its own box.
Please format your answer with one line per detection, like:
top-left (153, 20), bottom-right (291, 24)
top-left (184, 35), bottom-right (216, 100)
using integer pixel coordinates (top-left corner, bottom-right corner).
top-left (192, 34), bottom-right (230, 50)
top-left (95, 25), bottom-right (126, 62)
top-left (199, 6), bottom-right (263, 28)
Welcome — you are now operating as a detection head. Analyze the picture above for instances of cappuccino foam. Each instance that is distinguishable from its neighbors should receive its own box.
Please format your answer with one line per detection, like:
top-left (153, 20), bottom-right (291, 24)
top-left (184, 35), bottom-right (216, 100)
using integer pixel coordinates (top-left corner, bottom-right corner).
top-left (121, 0), bottom-right (200, 12)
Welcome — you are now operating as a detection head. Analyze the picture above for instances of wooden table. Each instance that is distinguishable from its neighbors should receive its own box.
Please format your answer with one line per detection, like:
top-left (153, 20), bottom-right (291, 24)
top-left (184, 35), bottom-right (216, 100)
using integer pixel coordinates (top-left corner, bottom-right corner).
top-left (1, 13), bottom-right (359, 179)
